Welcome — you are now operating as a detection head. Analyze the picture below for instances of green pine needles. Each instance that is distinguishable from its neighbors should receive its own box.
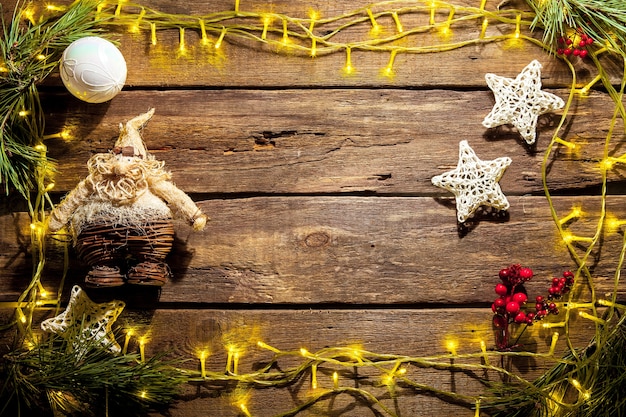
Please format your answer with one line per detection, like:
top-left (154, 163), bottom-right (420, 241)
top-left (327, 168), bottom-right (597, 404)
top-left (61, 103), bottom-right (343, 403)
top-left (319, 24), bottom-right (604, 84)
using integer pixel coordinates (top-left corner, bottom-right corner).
top-left (0, 332), bottom-right (186, 417)
top-left (0, 0), bottom-right (103, 197)
top-left (526, 0), bottom-right (626, 56)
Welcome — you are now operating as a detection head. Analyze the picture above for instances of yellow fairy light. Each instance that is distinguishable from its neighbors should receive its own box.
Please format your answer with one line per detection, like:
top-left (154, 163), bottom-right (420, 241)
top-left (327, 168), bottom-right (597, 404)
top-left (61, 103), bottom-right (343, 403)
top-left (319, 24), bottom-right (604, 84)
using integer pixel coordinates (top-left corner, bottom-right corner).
top-left (261, 14), bottom-right (272, 40)
top-left (480, 340), bottom-right (490, 365)
top-left (115, 0), bottom-right (125, 17)
top-left (0, 65), bottom-right (7, 73)
top-left (474, 398), bottom-right (481, 416)
top-left (199, 20), bottom-right (209, 45)
top-left (445, 338), bottom-right (458, 355)
top-left (36, 54), bottom-right (46, 60)
top-left (22, 7), bottom-right (36, 25)
top-left (332, 371), bottom-right (339, 389)
top-left (122, 328), bottom-right (133, 354)
top-left (95, 2), bottom-right (106, 20)
top-left (44, 183), bottom-right (55, 192)
top-left (562, 231), bottom-right (593, 245)
top-left (199, 350), bottom-right (208, 378)
top-left (257, 341), bottom-right (281, 353)
top-left (215, 27), bottom-right (227, 49)
top-left (311, 363), bottom-right (318, 389)
top-left (600, 157), bottom-right (615, 171)
top-left (598, 299), bottom-right (626, 309)
top-left (578, 74), bottom-right (602, 96)
top-left (570, 379), bottom-right (591, 400)
top-left (281, 19), bottom-right (290, 46)
top-left (542, 321), bottom-right (565, 329)
top-left (514, 14), bottom-right (521, 39)
top-left (578, 311), bottom-right (606, 325)
top-left (140, 390), bottom-right (147, 399)
top-left (239, 403), bottom-right (252, 417)
top-left (19, 312), bottom-right (27, 324)
top-left (558, 205), bottom-right (583, 225)
top-left (46, 4), bottom-right (66, 12)
top-left (139, 336), bottom-right (146, 362)
top-left (233, 351), bottom-right (240, 374)
top-left (179, 27), bottom-right (186, 53)
top-left (308, 10), bottom-right (319, 57)
top-left (19, 110), bottom-right (29, 117)
top-left (129, 7), bottom-right (146, 33)
top-left (381, 50), bottom-right (397, 79)
top-left (234, 0), bottom-right (240, 13)
top-left (479, 0), bottom-right (487, 11)
top-left (150, 22), bottom-right (157, 45)
top-left (300, 347), bottom-right (310, 357)
top-left (391, 11), bottom-right (403, 33)
top-left (480, 18), bottom-right (488, 39)
top-left (554, 137), bottom-right (577, 150)
top-left (548, 332), bottom-right (559, 355)
top-left (366, 9), bottom-right (381, 36)
top-left (342, 47), bottom-right (354, 76)
top-left (440, 7), bottom-right (455, 37)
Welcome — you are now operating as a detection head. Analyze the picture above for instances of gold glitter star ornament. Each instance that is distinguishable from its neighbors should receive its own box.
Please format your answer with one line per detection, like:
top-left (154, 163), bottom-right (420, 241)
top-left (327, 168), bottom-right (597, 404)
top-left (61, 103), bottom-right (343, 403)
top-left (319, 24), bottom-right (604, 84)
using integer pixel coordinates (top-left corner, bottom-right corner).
top-left (41, 285), bottom-right (125, 353)
top-left (431, 140), bottom-right (512, 223)
top-left (482, 60), bottom-right (564, 145)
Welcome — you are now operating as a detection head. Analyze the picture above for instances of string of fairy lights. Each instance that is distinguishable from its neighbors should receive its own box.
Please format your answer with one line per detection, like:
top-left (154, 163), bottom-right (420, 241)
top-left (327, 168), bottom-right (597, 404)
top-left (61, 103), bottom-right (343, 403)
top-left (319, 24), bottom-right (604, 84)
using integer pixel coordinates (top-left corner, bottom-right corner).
top-left (3, 0), bottom-right (626, 415)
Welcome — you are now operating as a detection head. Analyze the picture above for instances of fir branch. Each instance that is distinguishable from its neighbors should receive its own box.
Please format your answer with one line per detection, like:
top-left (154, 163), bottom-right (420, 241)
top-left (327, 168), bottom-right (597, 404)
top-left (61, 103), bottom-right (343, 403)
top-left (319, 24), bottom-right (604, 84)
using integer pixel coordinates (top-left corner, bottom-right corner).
top-left (0, 333), bottom-right (186, 417)
top-left (0, 0), bottom-right (104, 197)
top-left (526, 0), bottom-right (626, 56)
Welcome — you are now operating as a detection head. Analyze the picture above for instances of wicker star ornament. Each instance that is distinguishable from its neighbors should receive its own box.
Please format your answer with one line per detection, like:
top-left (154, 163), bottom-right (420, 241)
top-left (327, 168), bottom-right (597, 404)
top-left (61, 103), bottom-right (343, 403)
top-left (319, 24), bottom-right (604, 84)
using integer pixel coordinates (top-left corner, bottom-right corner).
top-left (41, 285), bottom-right (125, 353)
top-left (482, 60), bottom-right (564, 145)
top-left (431, 140), bottom-right (512, 223)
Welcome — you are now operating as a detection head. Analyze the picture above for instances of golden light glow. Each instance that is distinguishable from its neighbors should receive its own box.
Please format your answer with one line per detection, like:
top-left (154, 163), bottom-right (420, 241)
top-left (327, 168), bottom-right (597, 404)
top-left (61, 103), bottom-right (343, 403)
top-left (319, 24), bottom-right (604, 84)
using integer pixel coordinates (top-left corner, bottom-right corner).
top-left (300, 347), bottom-right (309, 356)
top-left (140, 391), bottom-right (147, 399)
top-left (554, 137), bottom-right (577, 150)
top-left (34, 144), bottom-right (46, 152)
top-left (44, 183), bottom-right (55, 192)
top-left (19, 110), bottom-right (29, 117)
top-left (22, 7), bottom-right (36, 25)
top-left (445, 338), bottom-right (458, 355)
top-left (139, 336), bottom-right (146, 362)
top-left (549, 332), bottom-right (559, 355)
top-left (570, 379), bottom-right (591, 400)
top-left (479, 0), bottom-right (487, 11)
top-left (200, 349), bottom-right (208, 378)
top-left (233, 351), bottom-right (240, 374)
top-left (178, 27), bottom-right (186, 53)
top-left (239, 403), bottom-right (252, 417)
top-left (311, 363), bottom-right (318, 389)
top-left (215, 27), bottom-right (227, 49)
top-left (332, 371), bottom-right (339, 389)
top-left (115, 0), bottom-right (126, 17)
top-left (36, 54), bottom-right (46, 60)
top-left (579, 311), bottom-right (606, 325)
top-left (514, 14), bottom-right (521, 38)
top-left (381, 50), bottom-right (397, 79)
top-left (600, 158), bottom-right (615, 171)
top-left (150, 22), bottom-right (157, 45)
top-left (342, 47), bottom-right (354, 75)
top-left (46, 4), bottom-right (66, 12)
top-left (122, 328), bottom-right (133, 354)
top-left (261, 14), bottom-right (272, 40)
top-left (429, 0), bottom-right (436, 26)
top-left (558, 205), bottom-right (583, 225)
top-left (367, 9), bottom-right (382, 36)
top-left (257, 341), bottom-right (281, 353)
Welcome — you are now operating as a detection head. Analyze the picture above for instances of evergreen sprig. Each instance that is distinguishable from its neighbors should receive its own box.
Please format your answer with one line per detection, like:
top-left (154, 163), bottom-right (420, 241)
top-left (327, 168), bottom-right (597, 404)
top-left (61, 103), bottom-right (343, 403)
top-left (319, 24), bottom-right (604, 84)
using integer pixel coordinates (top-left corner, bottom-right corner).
top-left (0, 332), bottom-right (186, 417)
top-left (525, 0), bottom-right (626, 56)
top-left (0, 0), bottom-right (103, 197)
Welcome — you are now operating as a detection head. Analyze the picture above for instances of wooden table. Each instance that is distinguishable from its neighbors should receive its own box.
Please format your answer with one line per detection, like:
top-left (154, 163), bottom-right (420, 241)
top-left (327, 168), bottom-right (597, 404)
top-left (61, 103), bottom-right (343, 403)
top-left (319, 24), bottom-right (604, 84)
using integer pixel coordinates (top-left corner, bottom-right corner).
top-left (1, 0), bottom-right (624, 415)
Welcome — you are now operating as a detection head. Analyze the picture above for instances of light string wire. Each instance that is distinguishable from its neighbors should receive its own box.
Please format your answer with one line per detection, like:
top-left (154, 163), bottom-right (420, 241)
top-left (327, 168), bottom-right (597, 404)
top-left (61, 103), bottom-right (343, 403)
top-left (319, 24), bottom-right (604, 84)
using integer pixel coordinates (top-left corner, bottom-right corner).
top-left (3, 0), bottom-right (626, 416)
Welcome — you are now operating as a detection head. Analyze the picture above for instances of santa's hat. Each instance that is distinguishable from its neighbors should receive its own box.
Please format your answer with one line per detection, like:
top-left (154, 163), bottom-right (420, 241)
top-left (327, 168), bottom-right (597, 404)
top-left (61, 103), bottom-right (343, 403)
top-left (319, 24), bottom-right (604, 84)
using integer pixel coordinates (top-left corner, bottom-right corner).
top-left (113, 108), bottom-right (155, 158)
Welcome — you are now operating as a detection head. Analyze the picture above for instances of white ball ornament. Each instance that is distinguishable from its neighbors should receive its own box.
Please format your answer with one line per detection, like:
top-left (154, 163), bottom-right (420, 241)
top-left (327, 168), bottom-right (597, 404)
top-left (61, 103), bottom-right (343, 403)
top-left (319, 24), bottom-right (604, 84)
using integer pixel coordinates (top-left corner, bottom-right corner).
top-left (60, 37), bottom-right (127, 103)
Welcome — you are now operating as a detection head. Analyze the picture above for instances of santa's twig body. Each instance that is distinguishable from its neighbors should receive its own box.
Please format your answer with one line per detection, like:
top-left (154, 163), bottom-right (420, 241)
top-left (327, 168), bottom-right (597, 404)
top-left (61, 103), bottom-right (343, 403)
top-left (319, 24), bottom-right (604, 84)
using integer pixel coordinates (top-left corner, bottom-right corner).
top-left (48, 108), bottom-right (207, 287)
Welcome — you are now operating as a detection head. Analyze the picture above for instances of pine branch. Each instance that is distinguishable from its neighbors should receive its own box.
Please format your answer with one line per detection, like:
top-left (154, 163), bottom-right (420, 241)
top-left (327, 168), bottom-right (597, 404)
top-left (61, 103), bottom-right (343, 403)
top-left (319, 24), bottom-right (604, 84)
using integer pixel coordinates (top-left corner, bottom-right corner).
top-left (0, 0), bottom-right (104, 197)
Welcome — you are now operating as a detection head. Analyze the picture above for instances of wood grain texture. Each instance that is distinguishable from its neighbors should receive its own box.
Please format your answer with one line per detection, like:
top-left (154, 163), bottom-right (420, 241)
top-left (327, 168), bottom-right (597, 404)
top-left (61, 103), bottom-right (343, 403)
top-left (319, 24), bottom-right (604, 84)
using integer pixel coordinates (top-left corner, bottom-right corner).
top-left (41, 89), bottom-right (625, 195)
top-left (2, 196), bottom-right (624, 305)
top-left (1, 0), bottom-right (625, 416)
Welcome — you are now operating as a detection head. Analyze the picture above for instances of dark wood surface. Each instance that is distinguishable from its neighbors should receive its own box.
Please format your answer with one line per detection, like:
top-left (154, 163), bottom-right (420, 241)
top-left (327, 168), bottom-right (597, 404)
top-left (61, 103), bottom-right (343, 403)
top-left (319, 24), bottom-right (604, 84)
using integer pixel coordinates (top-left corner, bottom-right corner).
top-left (1, 0), bottom-right (625, 415)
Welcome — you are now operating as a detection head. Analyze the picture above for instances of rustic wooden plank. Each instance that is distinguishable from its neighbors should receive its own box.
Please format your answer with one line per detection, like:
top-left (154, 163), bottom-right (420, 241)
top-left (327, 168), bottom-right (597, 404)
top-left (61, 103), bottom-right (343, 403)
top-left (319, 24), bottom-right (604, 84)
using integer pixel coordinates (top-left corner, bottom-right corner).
top-left (23, 0), bottom-right (616, 88)
top-left (3, 196), bottom-right (625, 304)
top-left (0, 307), bottom-right (597, 417)
top-left (119, 308), bottom-right (594, 417)
top-left (41, 89), bottom-right (625, 194)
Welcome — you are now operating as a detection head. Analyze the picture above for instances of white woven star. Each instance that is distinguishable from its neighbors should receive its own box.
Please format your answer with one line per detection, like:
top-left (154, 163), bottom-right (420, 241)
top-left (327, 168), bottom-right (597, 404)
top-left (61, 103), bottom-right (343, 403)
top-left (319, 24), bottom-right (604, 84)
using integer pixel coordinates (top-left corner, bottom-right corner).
top-left (41, 285), bottom-right (125, 353)
top-left (483, 60), bottom-right (564, 145)
top-left (431, 140), bottom-right (511, 223)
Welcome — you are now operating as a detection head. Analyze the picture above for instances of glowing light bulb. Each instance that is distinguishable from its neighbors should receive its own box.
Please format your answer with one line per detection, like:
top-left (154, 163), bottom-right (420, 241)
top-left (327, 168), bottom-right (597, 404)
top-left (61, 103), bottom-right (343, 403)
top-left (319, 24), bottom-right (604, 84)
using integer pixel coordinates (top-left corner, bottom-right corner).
top-left (122, 329), bottom-right (133, 354)
top-left (215, 27), bottom-right (227, 49)
top-left (300, 347), bottom-right (309, 356)
top-left (19, 110), bottom-right (29, 117)
top-left (257, 341), bottom-right (280, 353)
top-left (200, 350), bottom-right (208, 378)
top-left (514, 14), bottom-right (521, 39)
top-left (480, 18), bottom-right (488, 39)
top-left (311, 364), bottom-right (318, 389)
top-left (140, 391), bottom-right (147, 399)
top-left (150, 23), bottom-right (157, 45)
top-left (342, 47), bottom-right (354, 76)
top-left (392, 12), bottom-right (403, 33)
top-left (239, 403), bottom-right (252, 417)
top-left (178, 27), bottom-right (186, 53)
top-left (332, 371), bottom-right (339, 389)
top-left (445, 338), bottom-right (458, 356)
top-left (261, 15), bottom-right (272, 40)
top-left (139, 337), bottom-right (146, 362)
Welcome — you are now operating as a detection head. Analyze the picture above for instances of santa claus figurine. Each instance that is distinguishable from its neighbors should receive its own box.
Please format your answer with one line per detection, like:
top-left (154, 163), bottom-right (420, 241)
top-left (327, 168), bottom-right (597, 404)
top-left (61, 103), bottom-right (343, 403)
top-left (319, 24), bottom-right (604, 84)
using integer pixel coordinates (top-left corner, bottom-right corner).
top-left (47, 108), bottom-right (208, 287)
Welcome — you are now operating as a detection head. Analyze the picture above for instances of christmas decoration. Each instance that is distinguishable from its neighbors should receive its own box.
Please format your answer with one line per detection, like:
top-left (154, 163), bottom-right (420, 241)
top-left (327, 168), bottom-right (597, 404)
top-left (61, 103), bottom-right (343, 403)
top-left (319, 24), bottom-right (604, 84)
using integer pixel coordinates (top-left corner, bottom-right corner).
top-left (0, 0), bottom-right (102, 197)
top-left (490, 264), bottom-right (574, 351)
top-left (482, 60), bottom-right (565, 145)
top-left (59, 36), bottom-right (127, 103)
top-left (431, 140), bottom-right (511, 223)
top-left (47, 109), bottom-right (208, 287)
top-left (41, 285), bottom-right (125, 353)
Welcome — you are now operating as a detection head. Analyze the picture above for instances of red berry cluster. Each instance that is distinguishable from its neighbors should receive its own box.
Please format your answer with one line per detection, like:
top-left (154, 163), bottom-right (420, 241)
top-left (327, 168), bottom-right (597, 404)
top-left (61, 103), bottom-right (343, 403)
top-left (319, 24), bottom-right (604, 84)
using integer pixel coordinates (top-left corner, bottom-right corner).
top-left (556, 31), bottom-right (594, 59)
top-left (491, 264), bottom-right (574, 350)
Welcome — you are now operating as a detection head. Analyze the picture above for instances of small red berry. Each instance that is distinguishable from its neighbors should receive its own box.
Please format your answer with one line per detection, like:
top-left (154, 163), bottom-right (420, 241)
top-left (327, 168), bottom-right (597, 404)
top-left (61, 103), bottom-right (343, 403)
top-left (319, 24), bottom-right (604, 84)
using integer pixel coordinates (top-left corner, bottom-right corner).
top-left (506, 301), bottom-right (520, 314)
top-left (580, 34), bottom-right (588, 41)
top-left (578, 40), bottom-right (586, 47)
top-left (536, 303), bottom-right (544, 311)
top-left (548, 302), bottom-right (557, 311)
top-left (494, 298), bottom-right (506, 308)
top-left (499, 268), bottom-right (511, 280)
top-left (526, 317), bottom-right (534, 325)
top-left (579, 50), bottom-right (588, 58)
top-left (536, 296), bottom-right (544, 303)
top-left (526, 312), bottom-right (535, 320)
top-left (512, 293), bottom-right (527, 304)
top-left (557, 48), bottom-right (564, 55)
top-left (495, 283), bottom-right (508, 296)
top-left (519, 267), bottom-right (533, 281)
top-left (563, 270), bottom-right (574, 279)
top-left (565, 38), bottom-right (573, 45)
top-left (514, 312), bottom-right (527, 323)
top-left (586, 38), bottom-right (593, 45)
top-left (564, 48), bottom-right (573, 55)
top-left (573, 49), bottom-right (580, 56)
